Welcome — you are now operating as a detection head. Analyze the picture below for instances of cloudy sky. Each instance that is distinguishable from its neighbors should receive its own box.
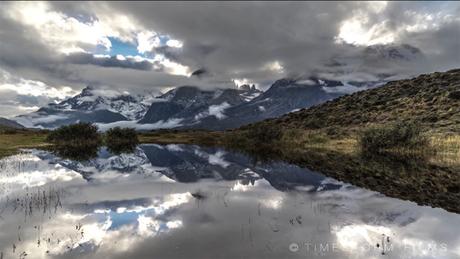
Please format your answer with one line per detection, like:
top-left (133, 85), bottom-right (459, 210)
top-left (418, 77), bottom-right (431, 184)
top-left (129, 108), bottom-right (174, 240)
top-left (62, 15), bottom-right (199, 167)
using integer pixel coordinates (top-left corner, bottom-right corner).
top-left (0, 1), bottom-right (459, 118)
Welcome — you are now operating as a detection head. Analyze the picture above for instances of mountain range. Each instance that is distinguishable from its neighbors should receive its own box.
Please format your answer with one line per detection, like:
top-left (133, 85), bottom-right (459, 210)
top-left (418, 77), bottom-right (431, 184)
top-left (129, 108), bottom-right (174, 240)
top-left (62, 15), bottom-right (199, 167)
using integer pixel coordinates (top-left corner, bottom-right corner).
top-left (12, 44), bottom-right (423, 130)
top-left (14, 79), bottom-right (375, 130)
top-left (0, 117), bottom-right (24, 129)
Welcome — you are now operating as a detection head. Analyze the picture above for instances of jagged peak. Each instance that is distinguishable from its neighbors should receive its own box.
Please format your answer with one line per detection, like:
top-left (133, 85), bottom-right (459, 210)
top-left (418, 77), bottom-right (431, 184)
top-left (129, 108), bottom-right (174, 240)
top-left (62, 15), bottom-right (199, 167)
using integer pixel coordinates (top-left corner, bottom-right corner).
top-left (239, 84), bottom-right (259, 92)
top-left (80, 85), bottom-right (95, 96)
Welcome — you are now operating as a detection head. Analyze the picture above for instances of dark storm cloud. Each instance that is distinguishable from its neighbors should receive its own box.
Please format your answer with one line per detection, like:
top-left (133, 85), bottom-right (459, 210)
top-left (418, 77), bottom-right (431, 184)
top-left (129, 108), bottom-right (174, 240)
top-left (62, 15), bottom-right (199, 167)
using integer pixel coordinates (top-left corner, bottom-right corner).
top-left (0, 1), bottom-right (459, 117)
top-left (115, 1), bottom-right (351, 77)
top-left (88, 1), bottom-right (460, 82)
top-left (65, 53), bottom-right (153, 71)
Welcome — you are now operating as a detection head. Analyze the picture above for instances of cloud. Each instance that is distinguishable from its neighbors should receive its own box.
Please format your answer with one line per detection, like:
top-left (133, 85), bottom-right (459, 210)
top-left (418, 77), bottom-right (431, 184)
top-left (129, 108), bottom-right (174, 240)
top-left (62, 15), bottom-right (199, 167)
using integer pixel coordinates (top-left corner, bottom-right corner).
top-left (195, 102), bottom-right (231, 121)
top-left (15, 114), bottom-right (68, 128)
top-left (0, 69), bottom-right (78, 117)
top-left (0, 1), bottom-right (459, 117)
top-left (65, 52), bottom-right (153, 70)
top-left (137, 31), bottom-right (161, 54)
top-left (95, 118), bottom-right (183, 132)
top-left (6, 2), bottom-right (117, 53)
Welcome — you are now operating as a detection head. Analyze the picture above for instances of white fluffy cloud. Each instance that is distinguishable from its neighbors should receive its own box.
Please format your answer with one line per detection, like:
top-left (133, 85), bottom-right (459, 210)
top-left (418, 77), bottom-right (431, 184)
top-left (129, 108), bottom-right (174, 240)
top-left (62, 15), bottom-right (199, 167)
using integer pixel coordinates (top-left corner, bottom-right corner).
top-left (0, 69), bottom-right (76, 99)
top-left (0, 69), bottom-right (78, 117)
top-left (0, 1), bottom-right (459, 117)
top-left (6, 2), bottom-right (116, 53)
top-left (137, 31), bottom-right (161, 54)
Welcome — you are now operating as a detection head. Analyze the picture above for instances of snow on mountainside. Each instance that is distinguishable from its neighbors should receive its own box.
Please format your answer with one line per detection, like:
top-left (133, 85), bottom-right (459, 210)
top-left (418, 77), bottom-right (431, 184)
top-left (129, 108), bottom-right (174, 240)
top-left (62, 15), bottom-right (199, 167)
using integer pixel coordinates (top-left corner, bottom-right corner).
top-left (139, 85), bottom-right (262, 125)
top-left (15, 79), bottom-right (377, 130)
top-left (183, 78), bottom-right (348, 130)
top-left (15, 86), bottom-right (152, 128)
top-left (12, 43), bottom-right (422, 130)
top-left (48, 86), bottom-right (150, 120)
top-left (31, 147), bottom-right (161, 181)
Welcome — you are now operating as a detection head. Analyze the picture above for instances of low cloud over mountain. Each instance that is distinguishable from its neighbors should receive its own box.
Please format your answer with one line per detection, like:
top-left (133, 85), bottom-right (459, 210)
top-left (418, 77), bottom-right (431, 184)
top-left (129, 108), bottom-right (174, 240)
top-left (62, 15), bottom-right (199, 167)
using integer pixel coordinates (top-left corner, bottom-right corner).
top-left (0, 2), bottom-right (459, 118)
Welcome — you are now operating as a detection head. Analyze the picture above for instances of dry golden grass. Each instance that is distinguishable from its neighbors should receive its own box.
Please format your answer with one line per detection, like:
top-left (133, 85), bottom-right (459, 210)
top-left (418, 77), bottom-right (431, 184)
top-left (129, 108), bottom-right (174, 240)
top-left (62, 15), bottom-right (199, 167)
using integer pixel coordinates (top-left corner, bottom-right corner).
top-left (429, 134), bottom-right (460, 167)
top-left (279, 128), bottom-right (460, 165)
top-left (280, 129), bottom-right (358, 154)
top-left (431, 134), bottom-right (460, 154)
top-left (0, 132), bottom-right (50, 158)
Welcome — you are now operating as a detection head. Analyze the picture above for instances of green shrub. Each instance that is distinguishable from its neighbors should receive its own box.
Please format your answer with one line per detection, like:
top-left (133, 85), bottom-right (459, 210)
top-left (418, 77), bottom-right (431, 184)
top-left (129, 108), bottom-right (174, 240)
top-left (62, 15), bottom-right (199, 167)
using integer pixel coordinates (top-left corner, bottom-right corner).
top-left (105, 127), bottom-right (138, 143)
top-left (105, 127), bottom-right (138, 154)
top-left (52, 145), bottom-right (99, 161)
top-left (47, 123), bottom-right (101, 146)
top-left (359, 121), bottom-right (428, 152)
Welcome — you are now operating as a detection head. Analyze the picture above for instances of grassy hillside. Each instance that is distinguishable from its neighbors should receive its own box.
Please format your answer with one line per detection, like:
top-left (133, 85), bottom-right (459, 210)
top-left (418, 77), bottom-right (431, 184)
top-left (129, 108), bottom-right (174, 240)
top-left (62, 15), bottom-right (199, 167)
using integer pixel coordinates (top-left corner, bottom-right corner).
top-left (254, 69), bottom-right (460, 134)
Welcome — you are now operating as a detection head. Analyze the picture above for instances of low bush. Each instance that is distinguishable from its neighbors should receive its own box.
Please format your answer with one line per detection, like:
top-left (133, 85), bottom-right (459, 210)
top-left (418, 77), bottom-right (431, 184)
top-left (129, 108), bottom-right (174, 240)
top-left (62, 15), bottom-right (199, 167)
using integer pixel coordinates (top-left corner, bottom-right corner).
top-left (359, 121), bottom-right (428, 152)
top-left (105, 127), bottom-right (139, 154)
top-left (105, 127), bottom-right (138, 144)
top-left (52, 145), bottom-right (99, 161)
top-left (47, 123), bottom-right (101, 146)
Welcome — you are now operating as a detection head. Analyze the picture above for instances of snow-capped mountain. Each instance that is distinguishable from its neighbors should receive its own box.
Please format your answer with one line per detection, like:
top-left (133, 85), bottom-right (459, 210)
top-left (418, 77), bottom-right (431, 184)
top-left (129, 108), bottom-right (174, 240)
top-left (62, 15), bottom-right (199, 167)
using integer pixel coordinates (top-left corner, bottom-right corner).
top-left (15, 86), bottom-right (151, 128)
top-left (31, 147), bottom-right (153, 181)
top-left (15, 77), bottom-right (377, 130)
top-left (139, 85), bottom-right (262, 125)
top-left (47, 86), bottom-right (150, 120)
top-left (12, 43), bottom-right (422, 130)
top-left (178, 78), bottom-right (383, 130)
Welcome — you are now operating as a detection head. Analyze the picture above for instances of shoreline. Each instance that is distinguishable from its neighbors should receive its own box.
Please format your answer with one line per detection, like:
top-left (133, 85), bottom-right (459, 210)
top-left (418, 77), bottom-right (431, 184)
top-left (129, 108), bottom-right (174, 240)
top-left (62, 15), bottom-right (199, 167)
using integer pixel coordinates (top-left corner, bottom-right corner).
top-left (1, 129), bottom-right (459, 213)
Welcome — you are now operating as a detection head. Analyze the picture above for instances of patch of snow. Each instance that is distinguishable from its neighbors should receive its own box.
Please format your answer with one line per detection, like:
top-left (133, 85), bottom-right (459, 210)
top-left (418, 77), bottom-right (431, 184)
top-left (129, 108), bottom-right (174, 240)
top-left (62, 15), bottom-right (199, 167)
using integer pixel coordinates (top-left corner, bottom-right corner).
top-left (213, 89), bottom-right (224, 99)
top-left (240, 92), bottom-right (261, 101)
top-left (208, 151), bottom-right (230, 168)
top-left (165, 144), bottom-right (184, 152)
top-left (79, 96), bottom-right (98, 102)
top-left (193, 149), bottom-right (230, 168)
top-left (209, 102), bottom-right (230, 119)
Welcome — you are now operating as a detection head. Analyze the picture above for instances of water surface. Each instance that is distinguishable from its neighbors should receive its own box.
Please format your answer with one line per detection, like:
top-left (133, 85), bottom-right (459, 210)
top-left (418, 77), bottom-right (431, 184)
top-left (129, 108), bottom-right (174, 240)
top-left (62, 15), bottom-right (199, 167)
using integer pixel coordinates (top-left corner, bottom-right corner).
top-left (0, 144), bottom-right (458, 258)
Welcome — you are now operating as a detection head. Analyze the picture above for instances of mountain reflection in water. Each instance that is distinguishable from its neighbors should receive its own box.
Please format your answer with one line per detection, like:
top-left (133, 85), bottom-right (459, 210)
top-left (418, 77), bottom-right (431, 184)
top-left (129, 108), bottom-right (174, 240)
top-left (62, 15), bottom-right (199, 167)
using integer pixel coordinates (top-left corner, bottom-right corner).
top-left (0, 144), bottom-right (458, 259)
